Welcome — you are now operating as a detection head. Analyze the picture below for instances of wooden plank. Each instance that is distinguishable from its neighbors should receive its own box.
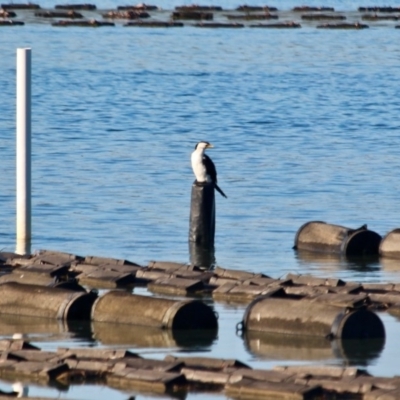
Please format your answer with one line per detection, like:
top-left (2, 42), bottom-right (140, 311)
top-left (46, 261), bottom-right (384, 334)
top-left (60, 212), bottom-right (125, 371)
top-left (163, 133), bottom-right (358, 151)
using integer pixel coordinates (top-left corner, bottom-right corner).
top-left (213, 285), bottom-right (285, 302)
top-left (135, 269), bottom-right (173, 282)
top-left (76, 270), bottom-right (136, 288)
top-left (354, 376), bottom-right (400, 391)
top-left (84, 256), bottom-right (140, 267)
top-left (311, 293), bottom-right (369, 308)
top-left (306, 377), bottom-right (372, 394)
top-left (0, 361), bottom-right (69, 381)
top-left (122, 357), bottom-right (183, 372)
top-left (57, 348), bottom-right (140, 360)
top-left (286, 273), bottom-right (345, 287)
top-left (229, 368), bottom-right (295, 384)
top-left (68, 263), bottom-right (101, 274)
top-left (209, 276), bottom-right (240, 286)
top-left (215, 267), bottom-right (268, 281)
top-left (175, 270), bottom-right (214, 281)
top-left (36, 250), bottom-right (84, 263)
top-left (148, 278), bottom-right (205, 295)
top-left (329, 284), bottom-right (363, 294)
top-left (229, 284), bottom-right (278, 296)
top-left (226, 377), bottom-right (322, 399)
top-left (284, 285), bottom-right (329, 296)
top-left (243, 278), bottom-right (289, 286)
top-left (182, 367), bottom-right (229, 384)
top-left (274, 365), bottom-right (362, 379)
top-left (368, 292), bottom-right (400, 306)
top-left (147, 261), bottom-right (189, 271)
top-left (164, 355), bottom-right (250, 370)
top-left (107, 368), bottom-right (186, 393)
top-left (362, 283), bottom-right (396, 292)
top-left (5, 350), bottom-right (60, 363)
top-left (212, 282), bottom-right (238, 293)
top-left (16, 264), bottom-right (70, 276)
top-left (74, 360), bottom-right (115, 372)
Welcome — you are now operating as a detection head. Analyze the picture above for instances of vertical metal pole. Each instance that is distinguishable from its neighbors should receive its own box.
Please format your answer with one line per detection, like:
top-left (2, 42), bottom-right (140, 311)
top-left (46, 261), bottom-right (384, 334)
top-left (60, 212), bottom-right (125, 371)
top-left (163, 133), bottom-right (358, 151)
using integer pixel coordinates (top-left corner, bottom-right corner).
top-left (16, 48), bottom-right (32, 255)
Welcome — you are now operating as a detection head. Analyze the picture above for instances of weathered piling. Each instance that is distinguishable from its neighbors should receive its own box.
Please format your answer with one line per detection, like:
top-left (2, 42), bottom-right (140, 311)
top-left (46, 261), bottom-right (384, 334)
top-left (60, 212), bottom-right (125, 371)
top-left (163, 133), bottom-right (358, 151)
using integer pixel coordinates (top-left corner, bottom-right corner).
top-left (294, 221), bottom-right (382, 256)
top-left (91, 291), bottom-right (218, 329)
top-left (189, 241), bottom-right (216, 268)
top-left (0, 282), bottom-right (97, 320)
top-left (240, 295), bottom-right (385, 339)
top-left (189, 181), bottom-right (215, 251)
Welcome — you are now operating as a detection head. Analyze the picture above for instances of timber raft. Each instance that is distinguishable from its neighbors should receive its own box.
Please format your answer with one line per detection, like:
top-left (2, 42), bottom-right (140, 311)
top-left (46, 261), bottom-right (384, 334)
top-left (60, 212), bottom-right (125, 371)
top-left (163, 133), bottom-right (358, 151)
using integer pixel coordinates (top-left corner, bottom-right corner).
top-left (0, 249), bottom-right (398, 334)
top-left (0, 248), bottom-right (400, 398)
top-left (0, 339), bottom-right (398, 399)
top-left (3, 3), bottom-right (400, 28)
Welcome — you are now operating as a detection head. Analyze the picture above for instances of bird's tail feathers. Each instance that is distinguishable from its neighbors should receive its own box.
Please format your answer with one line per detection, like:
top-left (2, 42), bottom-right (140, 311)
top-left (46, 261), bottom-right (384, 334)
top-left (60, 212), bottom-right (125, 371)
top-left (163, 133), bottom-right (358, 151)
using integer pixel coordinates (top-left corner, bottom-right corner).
top-left (215, 184), bottom-right (227, 198)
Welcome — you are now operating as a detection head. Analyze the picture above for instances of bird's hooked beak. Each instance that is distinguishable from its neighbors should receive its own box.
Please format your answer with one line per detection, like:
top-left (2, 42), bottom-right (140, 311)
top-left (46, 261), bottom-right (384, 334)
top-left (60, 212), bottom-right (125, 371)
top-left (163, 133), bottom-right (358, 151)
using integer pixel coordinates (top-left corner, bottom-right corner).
top-left (206, 143), bottom-right (214, 149)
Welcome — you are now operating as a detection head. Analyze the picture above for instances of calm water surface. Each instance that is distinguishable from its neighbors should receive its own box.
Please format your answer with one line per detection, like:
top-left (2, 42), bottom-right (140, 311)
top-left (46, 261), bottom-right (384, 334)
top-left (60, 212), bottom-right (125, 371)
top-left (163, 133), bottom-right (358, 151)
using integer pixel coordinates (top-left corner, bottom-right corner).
top-left (1, 0), bottom-right (400, 398)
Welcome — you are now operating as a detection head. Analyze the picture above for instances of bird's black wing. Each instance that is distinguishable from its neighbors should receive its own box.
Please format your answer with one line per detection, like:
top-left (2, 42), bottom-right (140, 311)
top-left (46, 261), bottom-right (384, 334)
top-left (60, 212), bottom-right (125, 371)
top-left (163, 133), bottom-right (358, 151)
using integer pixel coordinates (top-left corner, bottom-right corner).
top-left (203, 154), bottom-right (227, 198)
top-left (203, 154), bottom-right (217, 183)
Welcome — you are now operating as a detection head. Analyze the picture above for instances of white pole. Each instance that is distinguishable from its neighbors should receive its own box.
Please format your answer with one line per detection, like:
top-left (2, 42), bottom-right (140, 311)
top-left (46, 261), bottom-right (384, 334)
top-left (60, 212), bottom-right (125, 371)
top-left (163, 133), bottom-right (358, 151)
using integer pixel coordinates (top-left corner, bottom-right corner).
top-left (16, 48), bottom-right (32, 255)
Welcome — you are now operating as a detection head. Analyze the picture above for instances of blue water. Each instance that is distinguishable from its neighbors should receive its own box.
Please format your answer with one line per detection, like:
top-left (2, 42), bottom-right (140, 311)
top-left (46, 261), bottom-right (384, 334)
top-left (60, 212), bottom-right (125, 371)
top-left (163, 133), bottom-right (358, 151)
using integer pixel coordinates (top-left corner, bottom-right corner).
top-left (1, 0), bottom-right (400, 398)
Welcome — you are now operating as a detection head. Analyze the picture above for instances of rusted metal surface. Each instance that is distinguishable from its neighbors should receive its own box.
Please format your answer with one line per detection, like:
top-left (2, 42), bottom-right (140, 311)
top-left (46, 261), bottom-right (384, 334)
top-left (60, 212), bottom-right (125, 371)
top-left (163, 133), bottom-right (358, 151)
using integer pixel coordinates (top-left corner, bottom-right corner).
top-left (241, 296), bottom-right (385, 339)
top-left (91, 291), bottom-right (218, 329)
top-left (0, 282), bottom-right (97, 320)
top-left (294, 221), bottom-right (381, 255)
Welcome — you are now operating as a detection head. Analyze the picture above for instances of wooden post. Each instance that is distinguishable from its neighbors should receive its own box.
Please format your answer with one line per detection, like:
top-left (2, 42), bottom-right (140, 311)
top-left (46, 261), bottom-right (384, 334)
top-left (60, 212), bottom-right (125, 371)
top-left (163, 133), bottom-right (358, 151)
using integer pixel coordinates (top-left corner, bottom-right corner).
top-left (188, 181), bottom-right (215, 250)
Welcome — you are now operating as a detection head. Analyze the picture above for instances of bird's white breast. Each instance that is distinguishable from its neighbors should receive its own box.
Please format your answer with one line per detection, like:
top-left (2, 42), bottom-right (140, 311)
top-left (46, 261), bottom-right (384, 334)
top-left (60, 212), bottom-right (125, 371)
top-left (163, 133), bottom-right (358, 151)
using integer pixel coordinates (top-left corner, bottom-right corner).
top-left (191, 150), bottom-right (208, 182)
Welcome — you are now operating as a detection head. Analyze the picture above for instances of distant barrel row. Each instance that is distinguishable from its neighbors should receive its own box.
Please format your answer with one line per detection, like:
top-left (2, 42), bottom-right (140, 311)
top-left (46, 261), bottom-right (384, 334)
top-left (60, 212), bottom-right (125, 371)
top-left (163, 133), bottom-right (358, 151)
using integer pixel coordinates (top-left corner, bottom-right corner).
top-left (0, 19), bottom-right (387, 29)
top-left (0, 339), bottom-right (398, 399)
top-left (3, 3), bottom-right (400, 12)
top-left (3, 3), bottom-right (400, 28)
top-left (1, 249), bottom-right (398, 339)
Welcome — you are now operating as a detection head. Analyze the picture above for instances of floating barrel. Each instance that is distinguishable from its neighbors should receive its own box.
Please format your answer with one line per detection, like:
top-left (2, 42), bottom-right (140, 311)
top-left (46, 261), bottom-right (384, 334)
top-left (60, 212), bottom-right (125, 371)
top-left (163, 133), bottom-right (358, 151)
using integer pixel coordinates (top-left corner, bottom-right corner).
top-left (240, 296), bottom-right (385, 339)
top-left (294, 221), bottom-right (382, 256)
top-left (91, 291), bottom-right (218, 330)
top-left (379, 229), bottom-right (400, 259)
top-left (0, 282), bottom-right (97, 320)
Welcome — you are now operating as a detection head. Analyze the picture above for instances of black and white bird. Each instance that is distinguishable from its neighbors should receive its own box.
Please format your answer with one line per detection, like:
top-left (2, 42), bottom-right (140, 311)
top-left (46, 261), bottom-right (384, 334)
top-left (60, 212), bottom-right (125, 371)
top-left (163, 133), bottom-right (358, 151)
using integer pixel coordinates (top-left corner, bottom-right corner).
top-left (191, 141), bottom-right (227, 198)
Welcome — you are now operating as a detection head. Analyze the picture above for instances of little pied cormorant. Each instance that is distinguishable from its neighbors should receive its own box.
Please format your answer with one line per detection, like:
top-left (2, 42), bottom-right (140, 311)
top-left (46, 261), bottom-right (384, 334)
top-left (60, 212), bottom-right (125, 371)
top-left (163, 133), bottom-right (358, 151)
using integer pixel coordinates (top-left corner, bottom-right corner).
top-left (191, 141), bottom-right (227, 198)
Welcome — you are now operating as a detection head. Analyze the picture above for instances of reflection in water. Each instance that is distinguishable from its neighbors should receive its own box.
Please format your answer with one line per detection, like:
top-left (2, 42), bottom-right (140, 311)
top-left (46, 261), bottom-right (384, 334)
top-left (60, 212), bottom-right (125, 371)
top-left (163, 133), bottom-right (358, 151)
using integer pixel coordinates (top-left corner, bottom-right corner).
top-left (93, 321), bottom-right (217, 349)
top-left (295, 250), bottom-right (381, 273)
top-left (0, 314), bottom-right (94, 343)
top-left (12, 382), bottom-right (29, 398)
top-left (243, 331), bottom-right (333, 360)
top-left (189, 242), bottom-right (216, 269)
top-left (380, 257), bottom-right (400, 271)
top-left (332, 338), bottom-right (385, 367)
top-left (243, 331), bottom-right (384, 366)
